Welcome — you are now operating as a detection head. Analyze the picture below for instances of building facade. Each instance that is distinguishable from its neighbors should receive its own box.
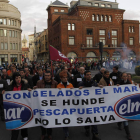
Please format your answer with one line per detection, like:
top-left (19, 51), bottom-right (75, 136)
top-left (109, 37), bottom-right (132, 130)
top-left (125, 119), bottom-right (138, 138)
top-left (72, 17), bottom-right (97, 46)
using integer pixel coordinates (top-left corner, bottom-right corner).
top-left (0, 0), bottom-right (22, 65)
top-left (34, 29), bottom-right (49, 63)
top-left (28, 34), bottom-right (35, 62)
top-left (22, 35), bottom-right (29, 63)
top-left (47, 0), bottom-right (140, 62)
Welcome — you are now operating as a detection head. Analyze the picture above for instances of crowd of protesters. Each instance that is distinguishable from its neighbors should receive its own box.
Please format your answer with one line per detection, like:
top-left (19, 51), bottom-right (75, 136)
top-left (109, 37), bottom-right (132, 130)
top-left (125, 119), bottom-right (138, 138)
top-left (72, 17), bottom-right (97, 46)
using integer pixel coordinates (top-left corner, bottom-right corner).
top-left (0, 60), bottom-right (137, 140)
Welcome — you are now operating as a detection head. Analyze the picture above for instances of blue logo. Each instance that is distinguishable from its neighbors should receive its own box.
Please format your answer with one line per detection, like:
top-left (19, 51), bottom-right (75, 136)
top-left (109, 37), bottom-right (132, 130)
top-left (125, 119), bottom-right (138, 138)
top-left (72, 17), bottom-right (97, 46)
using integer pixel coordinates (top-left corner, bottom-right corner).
top-left (114, 94), bottom-right (140, 120)
top-left (3, 101), bottom-right (33, 130)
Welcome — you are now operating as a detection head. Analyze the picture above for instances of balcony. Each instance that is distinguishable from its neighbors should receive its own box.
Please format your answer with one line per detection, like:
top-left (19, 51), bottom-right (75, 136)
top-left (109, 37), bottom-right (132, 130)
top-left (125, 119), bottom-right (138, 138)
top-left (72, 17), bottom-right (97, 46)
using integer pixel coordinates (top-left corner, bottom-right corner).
top-left (81, 44), bottom-right (127, 49)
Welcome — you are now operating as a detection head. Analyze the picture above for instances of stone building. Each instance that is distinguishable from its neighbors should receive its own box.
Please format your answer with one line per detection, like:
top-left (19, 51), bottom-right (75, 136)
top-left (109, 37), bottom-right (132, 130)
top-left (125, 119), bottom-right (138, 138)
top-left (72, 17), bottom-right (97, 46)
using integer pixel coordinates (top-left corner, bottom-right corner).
top-left (47, 0), bottom-right (140, 62)
top-left (34, 29), bottom-right (49, 63)
top-left (22, 35), bottom-right (29, 62)
top-left (0, 0), bottom-right (22, 65)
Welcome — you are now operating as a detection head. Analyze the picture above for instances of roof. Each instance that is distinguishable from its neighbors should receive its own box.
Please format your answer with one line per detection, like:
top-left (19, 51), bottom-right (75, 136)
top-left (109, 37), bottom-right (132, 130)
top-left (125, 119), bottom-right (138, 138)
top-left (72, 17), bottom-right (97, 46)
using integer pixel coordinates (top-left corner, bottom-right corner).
top-left (46, 0), bottom-right (69, 10)
top-left (28, 34), bottom-right (34, 36)
top-left (52, 0), bottom-right (67, 6)
top-left (22, 48), bottom-right (29, 51)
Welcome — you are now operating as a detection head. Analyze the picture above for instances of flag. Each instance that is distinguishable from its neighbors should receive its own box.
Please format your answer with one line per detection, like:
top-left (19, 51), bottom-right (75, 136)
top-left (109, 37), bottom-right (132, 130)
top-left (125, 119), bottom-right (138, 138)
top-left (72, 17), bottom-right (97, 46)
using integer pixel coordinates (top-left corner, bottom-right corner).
top-left (49, 45), bottom-right (71, 64)
top-left (74, 58), bottom-right (78, 64)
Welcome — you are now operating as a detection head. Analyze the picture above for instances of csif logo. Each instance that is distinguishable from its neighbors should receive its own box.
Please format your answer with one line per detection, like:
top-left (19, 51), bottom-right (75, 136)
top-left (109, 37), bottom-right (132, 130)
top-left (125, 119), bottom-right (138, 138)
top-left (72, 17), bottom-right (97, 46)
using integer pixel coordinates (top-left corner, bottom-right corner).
top-left (3, 101), bottom-right (33, 130)
top-left (114, 94), bottom-right (140, 120)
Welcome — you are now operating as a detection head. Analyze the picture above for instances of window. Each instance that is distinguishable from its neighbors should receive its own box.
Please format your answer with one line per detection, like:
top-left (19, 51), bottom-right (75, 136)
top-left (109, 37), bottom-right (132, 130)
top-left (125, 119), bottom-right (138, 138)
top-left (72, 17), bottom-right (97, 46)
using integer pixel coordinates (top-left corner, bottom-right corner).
top-left (5, 43), bottom-right (8, 50)
top-left (10, 54), bottom-right (18, 62)
top-left (15, 31), bottom-right (17, 37)
top-left (11, 20), bottom-right (14, 26)
top-left (132, 27), bottom-right (134, 32)
top-left (16, 43), bottom-right (18, 50)
top-left (129, 27), bottom-right (131, 32)
top-left (69, 36), bottom-right (75, 45)
top-left (68, 23), bottom-right (71, 30)
top-left (61, 10), bottom-right (64, 12)
top-left (107, 4), bottom-right (111, 8)
top-left (12, 31), bottom-right (15, 37)
top-left (0, 19), bottom-right (3, 24)
top-left (86, 37), bottom-right (93, 47)
top-left (9, 30), bottom-right (12, 37)
top-left (54, 9), bottom-right (58, 12)
top-left (92, 15), bottom-right (95, 21)
top-left (72, 24), bottom-right (75, 30)
top-left (9, 19), bottom-right (11, 25)
top-left (95, 3), bottom-right (99, 7)
top-left (129, 38), bottom-right (134, 45)
top-left (109, 16), bottom-right (112, 22)
top-left (101, 4), bottom-right (105, 7)
top-left (112, 38), bottom-right (117, 47)
top-left (97, 15), bottom-right (99, 21)
top-left (4, 30), bottom-right (7, 36)
top-left (10, 43), bottom-right (12, 50)
top-left (99, 37), bottom-right (105, 45)
top-left (105, 16), bottom-right (108, 22)
top-left (101, 15), bottom-right (104, 21)
top-left (0, 29), bottom-right (3, 36)
top-left (13, 43), bottom-right (15, 50)
top-left (88, 2), bottom-right (92, 5)
top-left (112, 31), bottom-right (117, 36)
top-left (1, 43), bottom-right (4, 50)
top-left (99, 30), bottom-right (105, 35)
top-left (87, 29), bottom-right (93, 35)
top-left (4, 19), bottom-right (7, 25)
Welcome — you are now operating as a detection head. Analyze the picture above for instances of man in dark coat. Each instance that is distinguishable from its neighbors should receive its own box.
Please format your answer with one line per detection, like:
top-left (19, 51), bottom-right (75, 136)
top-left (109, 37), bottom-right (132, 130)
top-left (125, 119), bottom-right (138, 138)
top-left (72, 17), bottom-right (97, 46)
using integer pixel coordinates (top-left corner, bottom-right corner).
top-left (73, 67), bottom-right (85, 88)
top-left (93, 67), bottom-right (105, 83)
top-left (78, 71), bottom-right (100, 140)
top-left (1, 69), bottom-right (12, 85)
top-left (110, 66), bottom-right (122, 85)
top-left (32, 67), bottom-right (44, 86)
top-left (0, 73), bottom-right (8, 121)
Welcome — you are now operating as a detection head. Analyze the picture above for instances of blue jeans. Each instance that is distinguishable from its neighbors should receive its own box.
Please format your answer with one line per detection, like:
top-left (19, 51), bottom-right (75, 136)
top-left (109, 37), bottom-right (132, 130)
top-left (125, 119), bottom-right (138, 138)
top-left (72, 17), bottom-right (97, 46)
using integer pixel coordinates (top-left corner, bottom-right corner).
top-left (63, 127), bottom-right (69, 137)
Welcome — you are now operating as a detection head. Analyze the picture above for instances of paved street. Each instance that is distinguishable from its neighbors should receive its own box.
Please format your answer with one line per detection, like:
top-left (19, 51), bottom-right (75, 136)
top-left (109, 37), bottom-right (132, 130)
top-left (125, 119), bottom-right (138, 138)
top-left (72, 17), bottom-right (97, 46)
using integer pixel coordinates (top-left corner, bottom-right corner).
top-left (1, 68), bottom-right (139, 140)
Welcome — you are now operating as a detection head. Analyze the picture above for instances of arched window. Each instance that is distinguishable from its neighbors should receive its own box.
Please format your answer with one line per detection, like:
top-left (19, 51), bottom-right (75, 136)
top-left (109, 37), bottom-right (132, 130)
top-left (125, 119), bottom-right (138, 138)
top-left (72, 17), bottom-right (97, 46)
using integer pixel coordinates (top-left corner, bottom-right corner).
top-left (112, 51), bottom-right (121, 60)
top-left (67, 52), bottom-right (77, 58)
top-left (109, 16), bottom-right (112, 22)
top-left (105, 15), bottom-right (108, 22)
top-left (97, 15), bottom-right (99, 21)
top-left (86, 52), bottom-right (97, 62)
top-left (101, 15), bottom-right (104, 22)
top-left (68, 23), bottom-right (71, 30)
top-left (132, 26), bottom-right (134, 32)
top-left (92, 14), bottom-right (95, 21)
top-left (128, 51), bottom-right (136, 60)
top-left (72, 24), bottom-right (75, 30)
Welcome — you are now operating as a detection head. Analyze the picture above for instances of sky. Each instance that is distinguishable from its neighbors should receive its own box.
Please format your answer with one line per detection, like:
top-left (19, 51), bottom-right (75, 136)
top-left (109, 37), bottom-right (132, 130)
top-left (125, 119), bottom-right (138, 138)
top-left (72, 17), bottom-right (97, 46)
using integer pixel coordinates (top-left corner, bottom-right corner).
top-left (9, 0), bottom-right (140, 41)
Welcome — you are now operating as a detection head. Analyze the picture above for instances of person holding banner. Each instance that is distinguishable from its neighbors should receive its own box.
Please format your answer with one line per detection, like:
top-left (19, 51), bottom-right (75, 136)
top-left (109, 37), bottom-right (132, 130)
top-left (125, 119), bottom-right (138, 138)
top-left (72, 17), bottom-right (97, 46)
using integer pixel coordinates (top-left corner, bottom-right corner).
top-left (34, 71), bottom-right (58, 140)
top-left (117, 72), bottom-right (132, 140)
top-left (7, 72), bottom-right (32, 140)
top-left (57, 70), bottom-right (74, 140)
top-left (78, 71), bottom-right (100, 140)
top-left (98, 70), bottom-right (114, 87)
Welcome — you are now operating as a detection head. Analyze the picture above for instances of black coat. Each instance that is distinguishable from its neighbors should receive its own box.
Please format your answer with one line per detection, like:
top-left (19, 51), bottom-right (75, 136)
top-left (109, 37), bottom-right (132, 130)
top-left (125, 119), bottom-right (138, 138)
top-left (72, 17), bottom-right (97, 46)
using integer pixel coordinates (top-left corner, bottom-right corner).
top-left (119, 79), bottom-right (131, 85)
top-left (1, 75), bottom-right (12, 85)
top-left (93, 72), bottom-right (103, 83)
top-left (8, 79), bottom-right (30, 91)
top-left (0, 79), bottom-right (8, 94)
top-left (110, 71), bottom-right (122, 85)
top-left (73, 73), bottom-right (84, 88)
top-left (25, 75), bottom-right (33, 88)
top-left (78, 79), bottom-right (98, 87)
top-left (32, 74), bottom-right (41, 86)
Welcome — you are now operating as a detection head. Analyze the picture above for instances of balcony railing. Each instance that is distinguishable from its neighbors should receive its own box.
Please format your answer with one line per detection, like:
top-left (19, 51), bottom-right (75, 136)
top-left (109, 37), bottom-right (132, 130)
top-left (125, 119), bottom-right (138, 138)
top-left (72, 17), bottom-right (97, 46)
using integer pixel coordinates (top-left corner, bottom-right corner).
top-left (81, 44), bottom-right (127, 49)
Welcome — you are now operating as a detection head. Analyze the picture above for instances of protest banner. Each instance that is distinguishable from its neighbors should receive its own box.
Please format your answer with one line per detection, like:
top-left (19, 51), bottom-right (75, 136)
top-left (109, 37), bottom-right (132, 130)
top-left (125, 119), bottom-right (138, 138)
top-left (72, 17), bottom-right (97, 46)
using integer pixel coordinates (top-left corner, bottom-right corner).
top-left (3, 85), bottom-right (140, 130)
